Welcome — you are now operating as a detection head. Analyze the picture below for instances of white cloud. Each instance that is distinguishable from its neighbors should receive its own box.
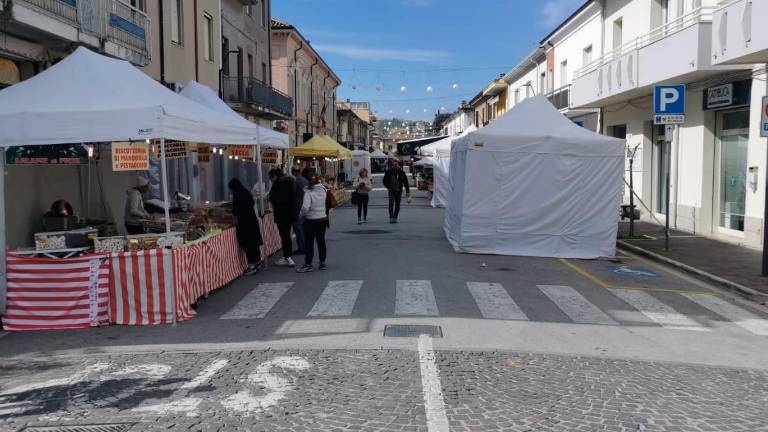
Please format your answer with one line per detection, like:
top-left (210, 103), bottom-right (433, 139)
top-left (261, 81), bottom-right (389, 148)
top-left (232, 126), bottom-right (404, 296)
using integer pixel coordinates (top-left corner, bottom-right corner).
top-left (313, 44), bottom-right (452, 62)
top-left (541, 0), bottom-right (583, 27)
top-left (401, 0), bottom-right (432, 6)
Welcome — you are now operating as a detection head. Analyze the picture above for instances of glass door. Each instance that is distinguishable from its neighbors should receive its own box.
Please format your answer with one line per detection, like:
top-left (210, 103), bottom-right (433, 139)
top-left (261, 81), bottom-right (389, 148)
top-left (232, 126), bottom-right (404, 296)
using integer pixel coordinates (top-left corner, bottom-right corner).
top-left (716, 110), bottom-right (749, 233)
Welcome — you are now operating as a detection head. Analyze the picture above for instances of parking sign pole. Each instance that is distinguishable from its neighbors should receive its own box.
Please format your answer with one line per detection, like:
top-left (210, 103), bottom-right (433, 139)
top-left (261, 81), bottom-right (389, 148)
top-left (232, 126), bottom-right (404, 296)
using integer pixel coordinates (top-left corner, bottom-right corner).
top-left (760, 96), bottom-right (768, 275)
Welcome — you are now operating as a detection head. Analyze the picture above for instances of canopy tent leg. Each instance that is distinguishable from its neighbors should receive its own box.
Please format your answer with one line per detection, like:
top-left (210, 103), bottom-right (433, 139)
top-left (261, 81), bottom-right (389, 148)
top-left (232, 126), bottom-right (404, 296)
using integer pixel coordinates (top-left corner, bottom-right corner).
top-left (0, 148), bottom-right (6, 314)
top-left (160, 138), bottom-right (172, 235)
top-left (255, 127), bottom-right (265, 216)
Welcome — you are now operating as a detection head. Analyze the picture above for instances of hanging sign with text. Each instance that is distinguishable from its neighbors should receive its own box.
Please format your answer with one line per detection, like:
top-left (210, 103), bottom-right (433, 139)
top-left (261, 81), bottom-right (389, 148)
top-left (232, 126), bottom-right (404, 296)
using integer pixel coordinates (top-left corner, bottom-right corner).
top-left (197, 143), bottom-right (211, 163)
top-left (153, 140), bottom-right (188, 159)
top-left (112, 142), bottom-right (149, 171)
top-left (228, 145), bottom-right (254, 159)
top-left (261, 148), bottom-right (279, 164)
top-left (761, 96), bottom-right (768, 138)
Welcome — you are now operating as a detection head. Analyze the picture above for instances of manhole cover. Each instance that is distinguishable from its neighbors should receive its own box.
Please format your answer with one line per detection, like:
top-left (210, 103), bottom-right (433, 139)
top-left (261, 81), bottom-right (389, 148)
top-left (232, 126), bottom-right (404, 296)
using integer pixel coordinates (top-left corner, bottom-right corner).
top-left (343, 230), bottom-right (392, 235)
top-left (19, 425), bottom-right (134, 432)
top-left (383, 324), bottom-right (443, 338)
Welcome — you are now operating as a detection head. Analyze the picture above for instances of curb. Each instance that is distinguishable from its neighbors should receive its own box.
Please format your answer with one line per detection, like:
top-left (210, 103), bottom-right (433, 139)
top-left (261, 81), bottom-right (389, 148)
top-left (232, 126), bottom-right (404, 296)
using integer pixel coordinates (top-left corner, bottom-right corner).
top-left (616, 240), bottom-right (768, 305)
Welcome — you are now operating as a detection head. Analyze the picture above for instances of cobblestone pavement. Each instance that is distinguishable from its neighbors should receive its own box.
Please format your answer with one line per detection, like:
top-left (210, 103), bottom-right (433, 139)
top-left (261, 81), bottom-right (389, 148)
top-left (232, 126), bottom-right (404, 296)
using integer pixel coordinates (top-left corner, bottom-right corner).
top-left (1, 349), bottom-right (766, 432)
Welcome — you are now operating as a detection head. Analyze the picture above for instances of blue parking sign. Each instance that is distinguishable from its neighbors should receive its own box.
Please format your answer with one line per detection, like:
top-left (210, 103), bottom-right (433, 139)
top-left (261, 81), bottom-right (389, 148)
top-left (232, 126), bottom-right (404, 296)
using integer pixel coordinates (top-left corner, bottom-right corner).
top-left (654, 85), bottom-right (685, 124)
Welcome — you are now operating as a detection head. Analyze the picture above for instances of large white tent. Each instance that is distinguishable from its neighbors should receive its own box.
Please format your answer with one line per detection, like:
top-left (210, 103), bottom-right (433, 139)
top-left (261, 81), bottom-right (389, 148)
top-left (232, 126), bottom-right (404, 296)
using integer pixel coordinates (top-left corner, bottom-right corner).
top-left (345, 150), bottom-right (372, 180)
top-left (0, 47), bottom-right (266, 313)
top-left (445, 96), bottom-right (624, 259)
top-left (179, 81), bottom-right (288, 149)
top-left (427, 125), bottom-right (477, 208)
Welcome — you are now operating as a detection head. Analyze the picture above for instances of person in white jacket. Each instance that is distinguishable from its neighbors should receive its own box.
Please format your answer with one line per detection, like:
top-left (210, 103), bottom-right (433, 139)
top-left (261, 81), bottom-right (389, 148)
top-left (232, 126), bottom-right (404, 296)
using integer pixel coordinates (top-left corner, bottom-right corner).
top-left (353, 168), bottom-right (373, 224)
top-left (297, 171), bottom-right (329, 273)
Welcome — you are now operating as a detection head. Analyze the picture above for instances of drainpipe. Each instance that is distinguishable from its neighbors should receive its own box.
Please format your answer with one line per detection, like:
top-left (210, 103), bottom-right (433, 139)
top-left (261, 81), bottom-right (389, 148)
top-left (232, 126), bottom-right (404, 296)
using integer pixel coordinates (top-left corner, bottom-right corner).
top-left (159, 0), bottom-right (166, 84)
top-left (322, 71), bottom-right (330, 132)
top-left (293, 41), bottom-right (303, 146)
top-left (309, 57), bottom-right (319, 136)
top-left (193, 0), bottom-right (199, 81)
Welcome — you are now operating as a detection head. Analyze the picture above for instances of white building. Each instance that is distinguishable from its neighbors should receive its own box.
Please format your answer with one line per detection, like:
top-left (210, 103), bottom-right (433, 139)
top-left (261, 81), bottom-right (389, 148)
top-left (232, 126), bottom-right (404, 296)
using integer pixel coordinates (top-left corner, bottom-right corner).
top-left (441, 102), bottom-right (475, 136)
top-left (570, 0), bottom-right (767, 249)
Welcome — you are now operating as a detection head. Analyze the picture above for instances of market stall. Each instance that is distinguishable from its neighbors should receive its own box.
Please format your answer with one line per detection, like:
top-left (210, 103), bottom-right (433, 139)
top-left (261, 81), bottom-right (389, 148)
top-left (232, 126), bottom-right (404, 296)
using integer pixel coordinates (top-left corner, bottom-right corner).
top-left (290, 135), bottom-right (351, 202)
top-left (0, 48), bottom-right (282, 329)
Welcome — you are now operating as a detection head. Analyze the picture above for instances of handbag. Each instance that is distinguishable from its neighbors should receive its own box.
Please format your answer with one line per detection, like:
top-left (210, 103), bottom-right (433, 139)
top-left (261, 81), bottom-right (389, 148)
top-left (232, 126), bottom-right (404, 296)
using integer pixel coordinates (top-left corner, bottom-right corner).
top-left (351, 191), bottom-right (360, 205)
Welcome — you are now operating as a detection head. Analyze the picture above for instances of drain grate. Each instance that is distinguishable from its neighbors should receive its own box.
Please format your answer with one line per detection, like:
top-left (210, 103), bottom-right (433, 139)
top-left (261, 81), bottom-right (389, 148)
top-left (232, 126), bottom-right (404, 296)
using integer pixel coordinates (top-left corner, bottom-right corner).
top-left (384, 324), bottom-right (443, 338)
top-left (19, 424), bottom-right (134, 432)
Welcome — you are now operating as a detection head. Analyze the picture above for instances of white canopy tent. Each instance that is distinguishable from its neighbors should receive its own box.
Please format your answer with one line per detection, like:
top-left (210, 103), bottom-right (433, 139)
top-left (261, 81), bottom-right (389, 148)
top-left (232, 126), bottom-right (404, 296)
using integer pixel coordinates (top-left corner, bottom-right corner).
top-left (429, 125), bottom-right (477, 208)
top-left (370, 149), bottom-right (389, 159)
top-left (345, 150), bottom-right (372, 180)
top-left (0, 47), bottom-right (265, 313)
top-left (445, 96), bottom-right (624, 259)
top-left (414, 157), bottom-right (434, 167)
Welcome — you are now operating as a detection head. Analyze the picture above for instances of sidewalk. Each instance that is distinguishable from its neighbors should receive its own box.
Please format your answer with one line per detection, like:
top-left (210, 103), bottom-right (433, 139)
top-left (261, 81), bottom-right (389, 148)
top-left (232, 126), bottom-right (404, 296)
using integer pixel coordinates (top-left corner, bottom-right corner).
top-left (617, 221), bottom-right (768, 303)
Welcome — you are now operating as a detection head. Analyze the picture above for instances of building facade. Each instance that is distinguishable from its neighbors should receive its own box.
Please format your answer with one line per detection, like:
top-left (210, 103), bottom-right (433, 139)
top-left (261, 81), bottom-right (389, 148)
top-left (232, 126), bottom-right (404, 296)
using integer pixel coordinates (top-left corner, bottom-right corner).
top-left (336, 100), bottom-right (373, 150)
top-left (440, 102), bottom-right (475, 136)
top-left (220, 0), bottom-right (291, 128)
top-left (271, 19), bottom-right (340, 147)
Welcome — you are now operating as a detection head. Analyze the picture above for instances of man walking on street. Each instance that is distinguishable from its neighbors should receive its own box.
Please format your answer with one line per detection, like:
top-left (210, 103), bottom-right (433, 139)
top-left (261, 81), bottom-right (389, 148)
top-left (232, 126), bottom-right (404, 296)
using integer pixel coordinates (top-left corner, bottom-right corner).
top-left (292, 166), bottom-right (309, 254)
top-left (383, 161), bottom-right (410, 224)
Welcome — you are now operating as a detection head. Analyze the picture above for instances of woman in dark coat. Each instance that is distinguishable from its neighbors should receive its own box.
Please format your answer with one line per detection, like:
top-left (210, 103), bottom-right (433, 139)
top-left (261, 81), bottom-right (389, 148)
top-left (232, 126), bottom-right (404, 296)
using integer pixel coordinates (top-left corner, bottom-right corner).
top-left (229, 178), bottom-right (263, 275)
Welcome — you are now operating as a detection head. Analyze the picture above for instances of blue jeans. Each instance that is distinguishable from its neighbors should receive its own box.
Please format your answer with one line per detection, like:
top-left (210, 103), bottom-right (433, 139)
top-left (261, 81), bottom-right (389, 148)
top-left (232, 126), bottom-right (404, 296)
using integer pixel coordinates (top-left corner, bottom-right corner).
top-left (293, 218), bottom-right (305, 251)
top-left (388, 190), bottom-right (403, 219)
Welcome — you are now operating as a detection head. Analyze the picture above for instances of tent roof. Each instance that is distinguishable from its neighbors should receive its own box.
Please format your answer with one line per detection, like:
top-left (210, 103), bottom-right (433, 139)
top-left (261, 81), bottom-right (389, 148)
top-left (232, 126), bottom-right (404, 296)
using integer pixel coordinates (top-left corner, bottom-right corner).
top-left (351, 150), bottom-right (370, 156)
top-left (289, 135), bottom-right (352, 159)
top-left (370, 149), bottom-right (388, 158)
top-left (179, 81), bottom-right (288, 149)
top-left (414, 157), bottom-right (434, 167)
top-left (0, 47), bottom-right (259, 146)
top-left (452, 96), bottom-right (624, 157)
top-left (419, 125), bottom-right (477, 156)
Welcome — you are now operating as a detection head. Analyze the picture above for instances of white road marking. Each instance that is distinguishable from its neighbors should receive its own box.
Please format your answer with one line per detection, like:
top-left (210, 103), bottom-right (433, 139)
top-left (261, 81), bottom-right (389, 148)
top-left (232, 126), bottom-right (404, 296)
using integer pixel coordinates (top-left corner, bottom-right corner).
top-left (133, 359), bottom-right (228, 416)
top-left (220, 283), bottom-right (294, 319)
top-left (0, 362), bottom-right (110, 395)
top-left (613, 290), bottom-right (709, 332)
top-left (396, 280), bottom-right (439, 316)
top-left (307, 280), bottom-right (363, 317)
top-left (223, 356), bottom-right (311, 414)
top-left (467, 282), bottom-right (528, 320)
top-left (682, 293), bottom-right (768, 336)
top-left (108, 364), bottom-right (172, 380)
top-left (418, 335), bottom-right (450, 432)
top-left (538, 285), bottom-right (617, 325)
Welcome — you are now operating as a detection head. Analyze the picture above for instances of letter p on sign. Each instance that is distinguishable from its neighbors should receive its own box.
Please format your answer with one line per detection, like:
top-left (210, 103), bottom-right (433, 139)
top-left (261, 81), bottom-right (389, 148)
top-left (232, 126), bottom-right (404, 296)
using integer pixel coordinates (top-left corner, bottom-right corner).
top-left (659, 89), bottom-right (679, 111)
top-left (654, 85), bottom-right (685, 116)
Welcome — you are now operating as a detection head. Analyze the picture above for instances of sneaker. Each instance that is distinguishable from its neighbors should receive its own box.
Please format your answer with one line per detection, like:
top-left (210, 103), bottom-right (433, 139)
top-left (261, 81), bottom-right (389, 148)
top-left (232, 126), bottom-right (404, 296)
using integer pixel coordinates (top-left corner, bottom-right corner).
top-left (363, 219), bottom-right (367, 223)
top-left (296, 264), bottom-right (313, 273)
top-left (319, 262), bottom-right (327, 271)
top-left (286, 257), bottom-right (296, 267)
top-left (275, 258), bottom-right (290, 266)
top-left (357, 219), bottom-right (362, 225)
top-left (243, 265), bottom-right (260, 276)
top-left (389, 218), bottom-right (396, 224)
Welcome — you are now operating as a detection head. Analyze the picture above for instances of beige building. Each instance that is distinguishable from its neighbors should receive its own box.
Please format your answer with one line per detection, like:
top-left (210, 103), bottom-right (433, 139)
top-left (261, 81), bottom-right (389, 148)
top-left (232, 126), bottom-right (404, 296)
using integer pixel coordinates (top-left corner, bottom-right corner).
top-left (336, 101), bottom-right (374, 150)
top-left (271, 19), bottom-right (340, 147)
top-left (220, 0), bottom-right (291, 128)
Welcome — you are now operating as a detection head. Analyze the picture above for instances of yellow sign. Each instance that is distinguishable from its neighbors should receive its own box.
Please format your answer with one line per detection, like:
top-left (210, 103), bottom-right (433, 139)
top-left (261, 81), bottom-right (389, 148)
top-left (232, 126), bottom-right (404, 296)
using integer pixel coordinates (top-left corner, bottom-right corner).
top-left (228, 145), bottom-right (254, 159)
top-left (261, 148), bottom-right (279, 164)
top-left (197, 144), bottom-right (211, 163)
top-left (153, 140), bottom-right (188, 159)
top-left (112, 142), bottom-right (149, 171)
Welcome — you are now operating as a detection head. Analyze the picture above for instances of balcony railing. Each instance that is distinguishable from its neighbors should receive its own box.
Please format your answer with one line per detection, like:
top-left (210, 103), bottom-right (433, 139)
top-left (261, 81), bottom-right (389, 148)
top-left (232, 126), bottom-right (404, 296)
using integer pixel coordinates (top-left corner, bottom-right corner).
top-left (574, 6), bottom-right (715, 79)
top-left (15, 0), bottom-right (78, 25)
top-left (546, 85), bottom-right (571, 110)
top-left (106, 0), bottom-right (149, 52)
top-left (222, 77), bottom-right (294, 118)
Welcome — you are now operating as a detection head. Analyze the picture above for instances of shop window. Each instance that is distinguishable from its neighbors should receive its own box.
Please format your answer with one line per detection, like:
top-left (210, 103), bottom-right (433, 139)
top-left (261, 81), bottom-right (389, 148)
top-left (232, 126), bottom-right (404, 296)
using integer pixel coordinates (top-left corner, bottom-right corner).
top-left (203, 14), bottom-right (213, 61)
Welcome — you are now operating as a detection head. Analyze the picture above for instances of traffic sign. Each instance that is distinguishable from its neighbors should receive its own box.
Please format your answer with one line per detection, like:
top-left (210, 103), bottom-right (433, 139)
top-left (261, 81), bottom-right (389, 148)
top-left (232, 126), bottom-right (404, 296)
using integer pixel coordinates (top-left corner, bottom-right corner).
top-left (761, 96), bottom-right (768, 138)
top-left (605, 265), bottom-right (658, 277)
top-left (654, 85), bottom-right (686, 125)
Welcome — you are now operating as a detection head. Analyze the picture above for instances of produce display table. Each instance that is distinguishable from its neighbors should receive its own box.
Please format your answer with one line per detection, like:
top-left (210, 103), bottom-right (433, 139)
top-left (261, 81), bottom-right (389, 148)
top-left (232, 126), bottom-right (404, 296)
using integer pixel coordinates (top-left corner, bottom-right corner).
top-left (2, 254), bottom-right (110, 331)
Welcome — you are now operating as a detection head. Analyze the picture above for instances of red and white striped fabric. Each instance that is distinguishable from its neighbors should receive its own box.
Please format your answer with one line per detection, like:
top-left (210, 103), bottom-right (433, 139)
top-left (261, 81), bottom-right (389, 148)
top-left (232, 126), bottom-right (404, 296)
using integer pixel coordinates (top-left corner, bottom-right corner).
top-left (260, 213), bottom-right (282, 257)
top-left (108, 248), bottom-right (175, 325)
top-left (2, 254), bottom-right (110, 331)
top-left (173, 228), bottom-right (248, 321)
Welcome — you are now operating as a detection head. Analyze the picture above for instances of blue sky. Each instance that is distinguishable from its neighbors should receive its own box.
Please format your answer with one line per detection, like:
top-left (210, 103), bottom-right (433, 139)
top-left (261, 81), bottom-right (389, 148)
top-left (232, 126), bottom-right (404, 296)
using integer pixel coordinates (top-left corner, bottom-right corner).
top-left (272, 0), bottom-right (584, 121)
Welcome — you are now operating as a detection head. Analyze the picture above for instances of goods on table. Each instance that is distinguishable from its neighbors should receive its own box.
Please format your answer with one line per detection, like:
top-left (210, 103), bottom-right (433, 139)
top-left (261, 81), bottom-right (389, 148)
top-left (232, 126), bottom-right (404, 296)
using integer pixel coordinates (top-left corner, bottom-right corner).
top-left (34, 232), bottom-right (66, 250)
top-left (66, 228), bottom-right (98, 248)
top-left (94, 236), bottom-right (127, 253)
top-left (126, 232), bottom-right (186, 251)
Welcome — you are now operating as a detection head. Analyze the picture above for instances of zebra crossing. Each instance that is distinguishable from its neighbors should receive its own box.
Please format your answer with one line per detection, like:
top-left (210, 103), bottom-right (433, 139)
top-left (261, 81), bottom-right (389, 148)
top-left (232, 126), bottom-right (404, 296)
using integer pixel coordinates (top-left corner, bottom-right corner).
top-left (217, 280), bottom-right (768, 337)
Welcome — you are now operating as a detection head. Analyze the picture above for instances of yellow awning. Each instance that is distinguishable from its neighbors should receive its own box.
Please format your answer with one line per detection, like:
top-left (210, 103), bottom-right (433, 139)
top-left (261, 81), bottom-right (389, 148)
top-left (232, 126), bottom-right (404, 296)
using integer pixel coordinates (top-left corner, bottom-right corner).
top-left (289, 135), bottom-right (352, 159)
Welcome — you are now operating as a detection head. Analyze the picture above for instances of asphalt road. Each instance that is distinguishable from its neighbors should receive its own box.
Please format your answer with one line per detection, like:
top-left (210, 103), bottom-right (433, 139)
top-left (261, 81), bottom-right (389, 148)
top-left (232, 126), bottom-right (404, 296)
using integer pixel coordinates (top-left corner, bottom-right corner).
top-left (2, 187), bottom-right (768, 431)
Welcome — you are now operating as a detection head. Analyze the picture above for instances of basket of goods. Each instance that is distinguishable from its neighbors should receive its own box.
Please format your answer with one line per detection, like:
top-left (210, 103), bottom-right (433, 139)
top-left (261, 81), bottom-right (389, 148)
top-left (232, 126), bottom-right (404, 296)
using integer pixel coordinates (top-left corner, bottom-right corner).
top-left (34, 231), bottom-right (67, 250)
top-left (94, 236), bottom-right (127, 253)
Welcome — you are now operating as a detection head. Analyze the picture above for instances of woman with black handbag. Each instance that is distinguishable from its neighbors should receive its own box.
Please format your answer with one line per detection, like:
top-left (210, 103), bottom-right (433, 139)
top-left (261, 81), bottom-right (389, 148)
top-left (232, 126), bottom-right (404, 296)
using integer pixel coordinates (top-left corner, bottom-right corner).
top-left (352, 168), bottom-right (372, 224)
top-left (297, 171), bottom-right (330, 273)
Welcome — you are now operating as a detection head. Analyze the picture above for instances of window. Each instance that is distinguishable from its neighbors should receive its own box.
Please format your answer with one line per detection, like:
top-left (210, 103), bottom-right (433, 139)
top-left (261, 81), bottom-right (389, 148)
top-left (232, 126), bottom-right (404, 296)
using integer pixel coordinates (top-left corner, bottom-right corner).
top-left (203, 14), bottom-right (213, 61)
top-left (248, 54), bottom-right (254, 80)
top-left (514, 88), bottom-right (520, 104)
top-left (222, 37), bottom-right (230, 76)
top-left (559, 60), bottom-right (568, 88)
top-left (582, 45), bottom-right (593, 66)
top-left (613, 18), bottom-right (623, 51)
top-left (171, 0), bottom-right (183, 45)
top-left (261, 0), bottom-right (267, 27)
top-left (539, 72), bottom-right (546, 95)
top-left (129, 0), bottom-right (146, 12)
top-left (525, 81), bottom-right (531, 97)
top-left (262, 62), bottom-right (268, 83)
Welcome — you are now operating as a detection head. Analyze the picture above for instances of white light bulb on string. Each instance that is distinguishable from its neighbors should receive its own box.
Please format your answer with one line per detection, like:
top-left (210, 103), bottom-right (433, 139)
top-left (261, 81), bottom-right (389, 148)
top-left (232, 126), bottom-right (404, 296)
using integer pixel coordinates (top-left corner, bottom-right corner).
top-left (452, 83), bottom-right (460, 90)
top-left (400, 86), bottom-right (408, 93)
top-left (351, 84), bottom-right (357, 91)
top-left (423, 108), bottom-right (429, 113)
top-left (375, 84), bottom-right (383, 91)
top-left (440, 106), bottom-right (446, 111)
top-left (405, 109), bottom-right (410, 114)
top-left (426, 86), bottom-right (433, 93)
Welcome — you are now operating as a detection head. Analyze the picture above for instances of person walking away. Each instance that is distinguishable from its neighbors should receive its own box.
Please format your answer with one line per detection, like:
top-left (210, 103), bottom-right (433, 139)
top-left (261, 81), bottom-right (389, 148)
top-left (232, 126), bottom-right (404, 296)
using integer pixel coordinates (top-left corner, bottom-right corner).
top-left (353, 168), bottom-right (373, 224)
top-left (292, 166), bottom-right (309, 254)
top-left (268, 168), bottom-right (297, 267)
top-left (297, 171), bottom-right (329, 273)
top-left (124, 177), bottom-right (151, 234)
top-left (383, 161), bottom-right (410, 224)
top-left (229, 178), bottom-right (263, 275)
